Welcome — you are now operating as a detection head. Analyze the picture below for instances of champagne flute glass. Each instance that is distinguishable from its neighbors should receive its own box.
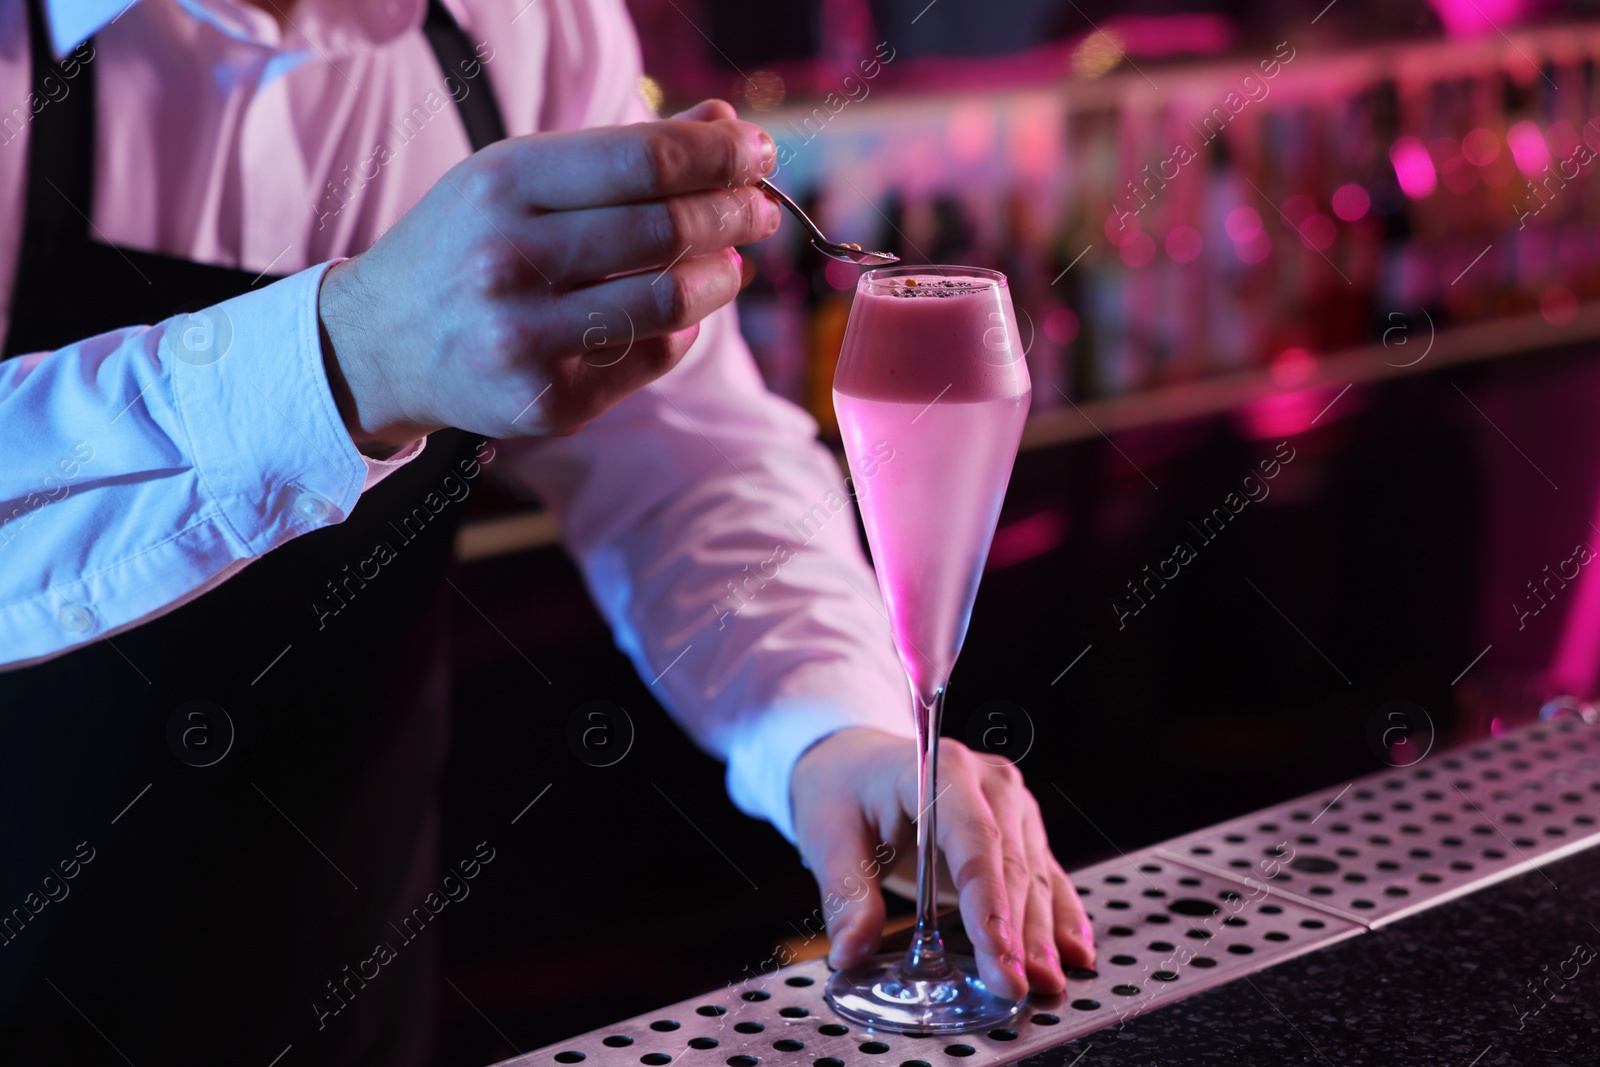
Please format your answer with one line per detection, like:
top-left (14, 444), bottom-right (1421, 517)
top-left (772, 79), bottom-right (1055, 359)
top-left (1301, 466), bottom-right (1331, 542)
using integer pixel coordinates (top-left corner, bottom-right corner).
top-left (825, 265), bottom-right (1031, 1032)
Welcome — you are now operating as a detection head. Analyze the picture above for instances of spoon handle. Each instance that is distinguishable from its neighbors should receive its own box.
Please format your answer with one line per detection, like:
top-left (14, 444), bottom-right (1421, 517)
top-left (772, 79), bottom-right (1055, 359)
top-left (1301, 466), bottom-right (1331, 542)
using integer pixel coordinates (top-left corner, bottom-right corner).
top-left (756, 178), bottom-right (828, 246)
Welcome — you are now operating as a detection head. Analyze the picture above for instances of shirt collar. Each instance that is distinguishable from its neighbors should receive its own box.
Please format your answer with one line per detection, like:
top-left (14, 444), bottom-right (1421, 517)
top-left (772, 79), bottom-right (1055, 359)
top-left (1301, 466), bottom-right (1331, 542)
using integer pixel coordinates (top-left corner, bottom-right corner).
top-left (40, 0), bottom-right (428, 60)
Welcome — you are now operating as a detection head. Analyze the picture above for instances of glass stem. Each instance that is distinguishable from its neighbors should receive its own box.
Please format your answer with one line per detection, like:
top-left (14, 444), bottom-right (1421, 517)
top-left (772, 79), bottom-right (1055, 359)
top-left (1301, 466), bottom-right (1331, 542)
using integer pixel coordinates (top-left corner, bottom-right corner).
top-left (901, 684), bottom-right (954, 981)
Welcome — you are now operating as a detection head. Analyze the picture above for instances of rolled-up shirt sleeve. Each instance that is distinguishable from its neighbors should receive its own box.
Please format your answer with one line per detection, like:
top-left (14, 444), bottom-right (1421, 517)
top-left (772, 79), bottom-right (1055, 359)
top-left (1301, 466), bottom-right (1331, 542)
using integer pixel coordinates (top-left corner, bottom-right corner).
top-left (0, 260), bottom-right (423, 669)
top-left (498, 305), bottom-right (917, 844)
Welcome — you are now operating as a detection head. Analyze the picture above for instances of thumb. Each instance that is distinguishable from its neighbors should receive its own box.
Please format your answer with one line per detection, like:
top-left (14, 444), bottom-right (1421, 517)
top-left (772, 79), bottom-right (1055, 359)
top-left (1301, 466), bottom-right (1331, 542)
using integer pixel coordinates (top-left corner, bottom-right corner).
top-left (805, 812), bottom-right (888, 971)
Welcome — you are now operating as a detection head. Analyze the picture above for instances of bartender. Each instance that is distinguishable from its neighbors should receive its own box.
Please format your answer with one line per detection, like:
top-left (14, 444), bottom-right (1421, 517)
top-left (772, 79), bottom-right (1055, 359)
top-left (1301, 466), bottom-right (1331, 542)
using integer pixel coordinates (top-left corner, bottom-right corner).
top-left (0, 0), bottom-right (1093, 1062)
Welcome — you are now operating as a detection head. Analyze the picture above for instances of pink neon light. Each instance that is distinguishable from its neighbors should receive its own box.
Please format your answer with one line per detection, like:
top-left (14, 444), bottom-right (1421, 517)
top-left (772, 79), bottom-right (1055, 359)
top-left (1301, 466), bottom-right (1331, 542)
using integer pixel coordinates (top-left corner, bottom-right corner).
top-left (1507, 120), bottom-right (1551, 176)
top-left (1165, 226), bottom-right (1202, 263)
top-left (985, 510), bottom-right (1069, 570)
top-left (1043, 307), bottom-right (1080, 344)
top-left (1120, 231), bottom-right (1156, 268)
top-left (1423, 0), bottom-right (1529, 38)
top-left (1235, 388), bottom-right (1321, 439)
top-left (1298, 214), bottom-right (1336, 251)
top-left (1098, 14), bottom-right (1235, 57)
top-left (1389, 136), bottom-right (1438, 199)
top-left (1235, 231), bottom-right (1271, 264)
top-left (1006, 101), bottom-right (1060, 178)
top-left (1270, 348), bottom-right (1316, 388)
top-left (1331, 183), bottom-right (1370, 222)
top-left (1225, 206), bottom-right (1262, 243)
top-left (1546, 120), bottom-right (1580, 161)
top-left (1105, 210), bottom-right (1141, 246)
top-left (1462, 127), bottom-right (1501, 167)
top-left (947, 102), bottom-right (996, 163)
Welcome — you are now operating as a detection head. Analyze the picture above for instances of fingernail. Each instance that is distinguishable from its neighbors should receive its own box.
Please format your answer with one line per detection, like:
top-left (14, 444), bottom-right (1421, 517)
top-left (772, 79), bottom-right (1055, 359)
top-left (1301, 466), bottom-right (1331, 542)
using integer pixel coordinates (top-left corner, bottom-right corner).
top-left (1003, 952), bottom-right (1027, 996)
top-left (760, 193), bottom-right (781, 231)
top-left (757, 130), bottom-right (776, 174)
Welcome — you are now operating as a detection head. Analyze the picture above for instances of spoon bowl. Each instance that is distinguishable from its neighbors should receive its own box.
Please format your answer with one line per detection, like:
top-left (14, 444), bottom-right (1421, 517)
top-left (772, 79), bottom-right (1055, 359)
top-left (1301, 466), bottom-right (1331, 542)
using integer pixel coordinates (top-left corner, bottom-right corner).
top-left (757, 179), bottom-right (899, 266)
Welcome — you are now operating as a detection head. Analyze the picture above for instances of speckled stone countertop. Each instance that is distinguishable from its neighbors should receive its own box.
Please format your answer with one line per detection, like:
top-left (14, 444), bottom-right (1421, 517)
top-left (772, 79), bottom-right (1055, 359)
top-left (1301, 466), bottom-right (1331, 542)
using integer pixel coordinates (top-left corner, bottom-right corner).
top-left (1025, 846), bottom-right (1600, 1067)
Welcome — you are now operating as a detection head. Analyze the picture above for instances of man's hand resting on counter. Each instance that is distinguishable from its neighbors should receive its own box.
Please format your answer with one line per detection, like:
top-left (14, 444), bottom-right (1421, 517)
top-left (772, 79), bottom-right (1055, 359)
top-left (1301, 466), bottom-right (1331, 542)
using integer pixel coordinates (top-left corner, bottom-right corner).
top-left (791, 728), bottom-right (1096, 1001)
top-left (317, 99), bottom-right (777, 453)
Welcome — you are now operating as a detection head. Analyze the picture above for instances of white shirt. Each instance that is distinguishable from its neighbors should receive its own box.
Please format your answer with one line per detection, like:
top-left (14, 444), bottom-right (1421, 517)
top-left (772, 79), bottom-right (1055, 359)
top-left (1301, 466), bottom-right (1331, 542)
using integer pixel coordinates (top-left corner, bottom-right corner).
top-left (0, 0), bottom-right (914, 843)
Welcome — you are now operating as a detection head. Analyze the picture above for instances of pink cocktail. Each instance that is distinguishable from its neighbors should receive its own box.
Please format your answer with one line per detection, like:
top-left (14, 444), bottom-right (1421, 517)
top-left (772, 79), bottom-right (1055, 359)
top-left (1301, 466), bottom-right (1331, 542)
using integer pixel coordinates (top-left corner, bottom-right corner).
top-left (827, 266), bottom-right (1031, 1032)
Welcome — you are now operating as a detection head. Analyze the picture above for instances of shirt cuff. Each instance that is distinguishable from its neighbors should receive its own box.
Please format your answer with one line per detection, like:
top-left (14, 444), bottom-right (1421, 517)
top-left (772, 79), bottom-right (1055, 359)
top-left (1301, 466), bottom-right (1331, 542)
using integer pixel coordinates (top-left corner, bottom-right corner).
top-left (171, 260), bottom-right (421, 549)
top-left (724, 695), bottom-right (919, 846)
top-left (361, 437), bottom-right (428, 490)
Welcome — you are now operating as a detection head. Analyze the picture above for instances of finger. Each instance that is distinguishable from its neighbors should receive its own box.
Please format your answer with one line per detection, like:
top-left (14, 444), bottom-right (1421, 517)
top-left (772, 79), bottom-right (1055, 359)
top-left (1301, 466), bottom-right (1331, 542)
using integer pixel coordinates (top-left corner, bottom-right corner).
top-left (555, 245), bottom-right (742, 347)
top-left (805, 806), bottom-right (890, 970)
top-left (511, 323), bottom-right (700, 436)
top-left (988, 779), bottom-right (1066, 993)
top-left (1050, 866), bottom-right (1096, 971)
top-left (474, 119), bottom-right (775, 212)
top-left (563, 323), bottom-right (701, 425)
top-left (1017, 787), bottom-right (1095, 972)
top-left (522, 186), bottom-right (780, 286)
top-left (671, 99), bottom-right (739, 123)
top-left (924, 750), bottom-right (1026, 1001)
top-left (984, 774), bottom-right (1046, 990)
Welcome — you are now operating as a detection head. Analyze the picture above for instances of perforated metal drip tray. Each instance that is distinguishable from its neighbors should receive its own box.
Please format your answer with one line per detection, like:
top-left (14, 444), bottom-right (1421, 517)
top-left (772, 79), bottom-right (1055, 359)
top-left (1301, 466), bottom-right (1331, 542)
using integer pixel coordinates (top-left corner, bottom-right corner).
top-left (490, 717), bottom-right (1600, 1067)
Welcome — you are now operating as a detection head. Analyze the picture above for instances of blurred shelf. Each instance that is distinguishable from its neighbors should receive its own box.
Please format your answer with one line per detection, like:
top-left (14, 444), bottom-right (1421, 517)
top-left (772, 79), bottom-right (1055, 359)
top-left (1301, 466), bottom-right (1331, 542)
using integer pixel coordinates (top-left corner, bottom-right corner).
top-left (454, 304), bottom-right (1600, 563)
top-left (1021, 302), bottom-right (1600, 452)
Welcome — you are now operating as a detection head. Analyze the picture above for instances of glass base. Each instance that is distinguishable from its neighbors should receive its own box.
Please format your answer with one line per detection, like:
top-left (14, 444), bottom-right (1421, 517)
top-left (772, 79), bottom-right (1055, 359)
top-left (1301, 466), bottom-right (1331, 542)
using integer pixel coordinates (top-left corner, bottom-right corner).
top-left (824, 953), bottom-right (1023, 1034)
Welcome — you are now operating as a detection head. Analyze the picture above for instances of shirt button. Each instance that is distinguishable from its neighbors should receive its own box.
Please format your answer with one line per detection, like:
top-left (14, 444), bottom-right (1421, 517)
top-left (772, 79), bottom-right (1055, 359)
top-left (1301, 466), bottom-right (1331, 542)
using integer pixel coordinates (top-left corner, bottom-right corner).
top-left (58, 603), bottom-right (93, 633)
top-left (293, 491), bottom-right (331, 523)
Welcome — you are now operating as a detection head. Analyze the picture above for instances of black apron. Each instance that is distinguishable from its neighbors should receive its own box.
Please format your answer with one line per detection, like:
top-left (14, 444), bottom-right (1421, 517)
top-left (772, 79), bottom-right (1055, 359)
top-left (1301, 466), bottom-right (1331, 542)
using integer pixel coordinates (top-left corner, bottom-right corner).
top-left (1, 3), bottom-right (507, 1063)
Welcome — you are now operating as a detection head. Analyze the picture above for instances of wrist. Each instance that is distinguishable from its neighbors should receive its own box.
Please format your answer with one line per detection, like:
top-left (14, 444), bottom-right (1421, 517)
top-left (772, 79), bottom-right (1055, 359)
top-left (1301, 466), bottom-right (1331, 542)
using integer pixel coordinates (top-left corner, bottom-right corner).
top-left (317, 258), bottom-right (436, 457)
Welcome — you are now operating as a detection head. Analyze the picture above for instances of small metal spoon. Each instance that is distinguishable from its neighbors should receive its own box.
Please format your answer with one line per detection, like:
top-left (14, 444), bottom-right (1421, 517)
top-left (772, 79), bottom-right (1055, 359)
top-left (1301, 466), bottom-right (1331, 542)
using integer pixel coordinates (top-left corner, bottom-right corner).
top-left (757, 178), bottom-right (900, 265)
